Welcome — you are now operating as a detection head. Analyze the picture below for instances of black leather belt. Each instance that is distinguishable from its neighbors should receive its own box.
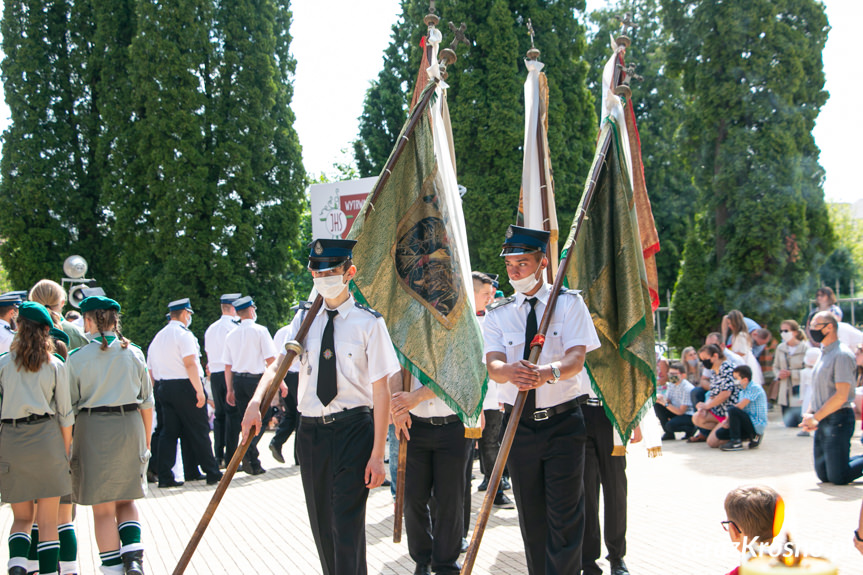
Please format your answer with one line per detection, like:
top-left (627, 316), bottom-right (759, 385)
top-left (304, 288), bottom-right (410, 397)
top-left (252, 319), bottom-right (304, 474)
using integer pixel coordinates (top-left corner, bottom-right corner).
top-left (584, 398), bottom-right (603, 407)
top-left (301, 406), bottom-right (371, 425)
top-left (412, 414), bottom-right (461, 426)
top-left (232, 372), bottom-right (263, 379)
top-left (2, 413), bottom-right (51, 425)
top-left (83, 403), bottom-right (139, 414)
top-left (506, 395), bottom-right (588, 421)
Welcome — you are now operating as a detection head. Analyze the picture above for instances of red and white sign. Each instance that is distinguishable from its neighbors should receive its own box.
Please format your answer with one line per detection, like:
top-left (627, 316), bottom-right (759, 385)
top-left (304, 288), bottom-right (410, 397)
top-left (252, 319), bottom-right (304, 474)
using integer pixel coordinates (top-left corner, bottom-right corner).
top-left (309, 177), bottom-right (376, 240)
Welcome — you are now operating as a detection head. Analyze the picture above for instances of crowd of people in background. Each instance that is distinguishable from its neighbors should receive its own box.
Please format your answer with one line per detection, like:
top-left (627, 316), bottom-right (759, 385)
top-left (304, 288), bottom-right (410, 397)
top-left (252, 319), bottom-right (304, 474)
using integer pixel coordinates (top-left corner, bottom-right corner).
top-left (653, 286), bottom-right (863, 482)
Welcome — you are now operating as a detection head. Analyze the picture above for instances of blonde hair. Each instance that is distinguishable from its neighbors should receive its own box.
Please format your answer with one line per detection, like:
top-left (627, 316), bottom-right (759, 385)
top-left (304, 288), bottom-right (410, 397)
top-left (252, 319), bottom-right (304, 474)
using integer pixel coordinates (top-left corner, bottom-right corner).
top-left (727, 310), bottom-right (752, 346)
top-left (29, 279), bottom-right (67, 326)
top-left (779, 319), bottom-right (805, 343)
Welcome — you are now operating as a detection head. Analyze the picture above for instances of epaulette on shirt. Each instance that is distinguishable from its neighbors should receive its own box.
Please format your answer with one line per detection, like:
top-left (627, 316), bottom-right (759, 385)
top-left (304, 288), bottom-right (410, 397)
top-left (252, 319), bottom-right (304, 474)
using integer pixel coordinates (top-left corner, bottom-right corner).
top-left (486, 296), bottom-right (516, 313)
top-left (68, 347), bottom-right (82, 356)
top-left (53, 353), bottom-right (66, 363)
top-left (559, 288), bottom-right (581, 296)
top-left (354, 302), bottom-right (382, 318)
top-left (297, 301), bottom-right (313, 311)
top-left (3, 325), bottom-right (13, 333)
top-left (129, 342), bottom-right (142, 351)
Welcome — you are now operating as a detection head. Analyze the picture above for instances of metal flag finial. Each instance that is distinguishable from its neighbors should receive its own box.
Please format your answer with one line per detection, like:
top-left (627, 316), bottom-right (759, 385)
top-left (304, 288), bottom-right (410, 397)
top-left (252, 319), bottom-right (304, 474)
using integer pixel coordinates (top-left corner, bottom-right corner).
top-left (424, 0), bottom-right (440, 27)
top-left (613, 62), bottom-right (643, 99)
top-left (526, 18), bottom-right (540, 60)
top-left (439, 21), bottom-right (469, 78)
top-left (613, 12), bottom-right (638, 48)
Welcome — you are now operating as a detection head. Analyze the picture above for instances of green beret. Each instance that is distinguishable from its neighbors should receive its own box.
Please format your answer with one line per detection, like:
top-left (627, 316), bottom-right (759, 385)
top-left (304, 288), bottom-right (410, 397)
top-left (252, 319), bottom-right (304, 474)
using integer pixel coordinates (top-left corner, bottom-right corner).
top-left (49, 327), bottom-right (70, 346)
top-left (18, 302), bottom-right (54, 328)
top-left (79, 296), bottom-right (121, 314)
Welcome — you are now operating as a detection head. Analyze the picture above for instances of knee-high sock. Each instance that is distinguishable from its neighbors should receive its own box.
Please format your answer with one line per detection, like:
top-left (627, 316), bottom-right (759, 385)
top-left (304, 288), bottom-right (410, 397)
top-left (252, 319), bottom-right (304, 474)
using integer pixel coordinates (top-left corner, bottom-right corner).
top-left (57, 523), bottom-right (78, 575)
top-left (118, 521), bottom-right (143, 555)
top-left (37, 540), bottom-right (60, 575)
top-left (8, 531), bottom-right (31, 570)
top-left (27, 524), bottom-right (39, 574)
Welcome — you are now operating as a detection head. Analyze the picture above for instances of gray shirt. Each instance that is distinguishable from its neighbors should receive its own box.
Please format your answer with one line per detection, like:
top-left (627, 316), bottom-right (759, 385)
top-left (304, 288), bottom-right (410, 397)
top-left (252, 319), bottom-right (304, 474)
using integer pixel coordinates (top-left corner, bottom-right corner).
top-left (67, 333), bottom-right (154, 412)
top-left (810, 340), bottom-right (856, 413)
top-left (0, 352), bottom-right (74, 427)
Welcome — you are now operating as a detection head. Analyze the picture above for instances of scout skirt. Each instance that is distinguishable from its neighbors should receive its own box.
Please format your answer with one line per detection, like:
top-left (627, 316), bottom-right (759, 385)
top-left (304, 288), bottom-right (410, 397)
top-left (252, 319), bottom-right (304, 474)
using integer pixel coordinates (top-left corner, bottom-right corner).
top-left (71, 410), bottom-right (148, 505)
top-left (0, 416), bottom-right (72, 504)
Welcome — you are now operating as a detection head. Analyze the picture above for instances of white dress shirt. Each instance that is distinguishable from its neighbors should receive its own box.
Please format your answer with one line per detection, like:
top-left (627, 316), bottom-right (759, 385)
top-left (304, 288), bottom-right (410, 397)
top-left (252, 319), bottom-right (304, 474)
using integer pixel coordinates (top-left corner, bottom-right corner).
top-left (483, 282), bottom-right (600, 408)
top-left (477, 314), bottom-right (499, 411)
top-left (281, 295), bottom-right (400, 417)
top-left (0, 319), bottom-right (13, 355)
top-left (146, 321), bottom-right (204, 380)
top-left (204, 315), bottom-right (238, 373)
top-left (222, 319), bottom-right (276, 375)
top-left (273, 324), bottom-right (300, 374)
top-left (408, 375), bottom-right (456, 418)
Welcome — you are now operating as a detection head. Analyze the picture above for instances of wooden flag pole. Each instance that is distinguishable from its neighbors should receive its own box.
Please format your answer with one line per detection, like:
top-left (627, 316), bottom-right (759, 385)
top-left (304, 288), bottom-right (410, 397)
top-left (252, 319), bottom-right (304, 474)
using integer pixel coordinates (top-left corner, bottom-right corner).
top-left (461, 50), bottom-right (625, 575)
top-left (392, 366), bottom-right (412, 542)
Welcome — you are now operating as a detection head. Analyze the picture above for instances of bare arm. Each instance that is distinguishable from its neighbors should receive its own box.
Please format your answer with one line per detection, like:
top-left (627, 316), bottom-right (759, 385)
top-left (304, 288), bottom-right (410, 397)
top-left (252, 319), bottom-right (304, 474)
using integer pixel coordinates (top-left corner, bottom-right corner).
top-left (240, 356), bottom-right (290, 440)
top-left (61, 425), bottom-right (73, 458)
top-left (486, 345), bottom-right (586, 391)
top-left (802, 382), bottom-right (852, 432)
top-left (697, 389), bottom-right (731, 411)
top-left (183, 355), bottom-right (206, 408)
top-left (365, 376), bottom-right (390, 489)
top-left (140, 407), bottom-right (153, 450)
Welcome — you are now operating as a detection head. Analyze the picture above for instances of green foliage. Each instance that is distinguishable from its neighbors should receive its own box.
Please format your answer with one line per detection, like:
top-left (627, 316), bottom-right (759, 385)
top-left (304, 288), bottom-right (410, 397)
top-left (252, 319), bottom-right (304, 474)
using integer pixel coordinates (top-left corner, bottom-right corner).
top-left (661, 0), bottom-right (833, 332)
top-left (585, 0), bottom-right (697, 299)
top-left (354, 0), bottom-right (597, 279)
top-left (667, 224), bottom-right (717, 350)
top-left (824, 203), bottom-right (863, 294)
top-left (1, 0), bottom-right (306, 347)
top-left (819, 247), bottom-right (857, 297)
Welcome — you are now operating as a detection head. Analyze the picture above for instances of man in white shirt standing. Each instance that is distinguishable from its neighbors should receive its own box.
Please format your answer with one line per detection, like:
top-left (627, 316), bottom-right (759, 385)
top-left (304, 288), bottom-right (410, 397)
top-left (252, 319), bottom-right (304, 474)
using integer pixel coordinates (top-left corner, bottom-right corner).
top-left (148, 298), bottom-right (222, 488)
top-left (223, 296), bottom-right (276, 476)
top-left (204, 293), bottom-right (241, 468)
top-left (483, 225), bottom-right (600, 575)
top-left (241, 238), bottom-right (399, 575)
top-left (0, 292), bottom-right (21, 354)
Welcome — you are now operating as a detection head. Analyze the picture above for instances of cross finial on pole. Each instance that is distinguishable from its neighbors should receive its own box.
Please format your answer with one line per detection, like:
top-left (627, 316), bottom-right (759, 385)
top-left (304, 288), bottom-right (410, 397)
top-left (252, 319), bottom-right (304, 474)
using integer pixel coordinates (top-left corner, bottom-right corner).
top-left (613, 12), bottom-right (637, 49)
top-left (526, 18), bottom-right (540, 60)
top-left (424, 0), bottom-right (439, 27)
top-left (439, 22), bottom-right (469, 79)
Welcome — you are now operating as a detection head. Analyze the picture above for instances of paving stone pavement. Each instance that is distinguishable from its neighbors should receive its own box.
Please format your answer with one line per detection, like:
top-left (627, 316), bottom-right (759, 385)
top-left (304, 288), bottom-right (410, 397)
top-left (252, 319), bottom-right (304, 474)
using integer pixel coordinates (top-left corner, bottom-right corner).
top-left (3, 408), bottom-right (863, 573)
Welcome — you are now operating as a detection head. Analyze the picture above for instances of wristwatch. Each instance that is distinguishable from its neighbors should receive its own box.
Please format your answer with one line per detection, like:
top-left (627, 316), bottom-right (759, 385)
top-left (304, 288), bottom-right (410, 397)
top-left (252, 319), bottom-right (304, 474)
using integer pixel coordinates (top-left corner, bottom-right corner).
top-left (549, 363), bottom-right (561, 384)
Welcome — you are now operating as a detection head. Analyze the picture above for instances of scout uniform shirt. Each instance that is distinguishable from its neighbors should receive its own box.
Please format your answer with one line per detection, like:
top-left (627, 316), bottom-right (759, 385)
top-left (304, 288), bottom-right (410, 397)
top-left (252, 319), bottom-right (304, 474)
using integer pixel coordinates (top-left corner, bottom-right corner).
top-left (222, 318), bottom-right (276, 375)
top-left (0, 353), bottom-right (74, 426)
top-left (282, 295), bottom-right (400, 417)
top-left (67, 333), bottom-right (154, 411)
top-left (204, 315), bottom-right (239, 374)
top-left (482, 282), bottom-right (600, 407)
top-left (0, 319), bottom-right (13, 354)
top-left (147, 320), bottom-right (204, 381)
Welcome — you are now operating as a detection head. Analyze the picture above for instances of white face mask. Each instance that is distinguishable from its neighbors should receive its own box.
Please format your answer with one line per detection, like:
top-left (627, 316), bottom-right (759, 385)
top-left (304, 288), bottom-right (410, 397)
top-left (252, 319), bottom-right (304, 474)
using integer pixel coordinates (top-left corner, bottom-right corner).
top-left (780, 331), bottom-right (793, 343)
top-left (314, 274), bottom-right (348, 300)
top-left (185, 314), bottom-right (193, 328)
top-left (509, 266), bottom-right (542, 295)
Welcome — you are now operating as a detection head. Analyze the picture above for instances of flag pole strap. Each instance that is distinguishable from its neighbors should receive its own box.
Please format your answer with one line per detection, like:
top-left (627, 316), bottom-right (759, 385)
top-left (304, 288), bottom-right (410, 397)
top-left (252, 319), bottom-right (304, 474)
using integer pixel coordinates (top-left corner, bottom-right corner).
top-left (172, 296), bottom-right (323, 574)
top-left (461, 50), bottom-right (624, 575)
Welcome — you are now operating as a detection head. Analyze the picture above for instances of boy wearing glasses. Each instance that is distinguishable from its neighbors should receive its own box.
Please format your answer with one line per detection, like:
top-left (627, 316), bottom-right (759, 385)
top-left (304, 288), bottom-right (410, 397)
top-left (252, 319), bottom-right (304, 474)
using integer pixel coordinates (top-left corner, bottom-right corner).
top-left (721, 485), bottom-right (782, 575)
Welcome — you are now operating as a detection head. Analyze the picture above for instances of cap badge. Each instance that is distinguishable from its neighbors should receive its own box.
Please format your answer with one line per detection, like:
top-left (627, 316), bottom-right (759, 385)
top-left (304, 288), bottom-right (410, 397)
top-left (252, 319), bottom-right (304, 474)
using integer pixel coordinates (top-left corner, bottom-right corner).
top-left (314, 241), bottom-right (324, 255)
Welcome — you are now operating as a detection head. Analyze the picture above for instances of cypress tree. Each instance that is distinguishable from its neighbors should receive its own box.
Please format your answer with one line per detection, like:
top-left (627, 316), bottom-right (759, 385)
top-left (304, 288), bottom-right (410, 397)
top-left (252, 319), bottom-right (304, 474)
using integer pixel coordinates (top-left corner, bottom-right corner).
top-left (661, 0), bottom-right (833, 329)
top-left (667, 223), bottom-right (717, 350)
top-left (354, 0), bottom-right (596, 279)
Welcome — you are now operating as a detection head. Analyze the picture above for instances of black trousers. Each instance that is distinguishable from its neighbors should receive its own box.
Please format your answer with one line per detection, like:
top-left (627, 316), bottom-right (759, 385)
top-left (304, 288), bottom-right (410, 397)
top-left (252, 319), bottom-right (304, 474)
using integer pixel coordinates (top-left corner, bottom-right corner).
top-left (210, 371), bottom-right (240, 463)
top-left (582, 405), bottom-right (627, 575)
top-left (507, 407), bottom-right (586, 575)
top-left (232, 373), bottom-right (264, 466)
top-left (715, 406), bottom-right (757, 442)
top-left (405, 420), bottom-right (471, 573)
top-left (298, 412), bottom-right (373, 575)
top-left (653, 403), bottom-right (696, 437)
top-left (149, 380), bottom-right (200, 478)
top-left (156, 378), bottom-right (220, 483)
top-left (479, 409), bottom-right (507, 482)
top-left (271, 372), bottom-right (299, 450)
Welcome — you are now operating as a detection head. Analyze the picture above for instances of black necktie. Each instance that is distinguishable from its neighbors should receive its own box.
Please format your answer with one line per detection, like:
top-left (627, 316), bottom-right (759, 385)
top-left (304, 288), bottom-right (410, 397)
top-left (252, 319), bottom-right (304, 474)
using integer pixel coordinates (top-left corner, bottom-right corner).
top-left (317, 309), bottom-right (339, 406)
top-left (522, 297), bottom-right (538, 421)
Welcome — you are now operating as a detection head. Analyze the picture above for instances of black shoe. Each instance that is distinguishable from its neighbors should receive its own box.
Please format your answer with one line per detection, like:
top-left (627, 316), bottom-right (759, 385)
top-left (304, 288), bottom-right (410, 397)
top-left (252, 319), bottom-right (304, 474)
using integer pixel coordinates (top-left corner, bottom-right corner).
top-left (493, 492), bottom-right (515, 509)
top-left (610, 558), bottom-right (630, 575)
top-left (501, 476), bottom-right (511, 490)
top-left (206, 473), bottom-right (223, 485)
top-left (749, 434), bottom-right (763, 449)
top-left (121, 549), bottom-right (144, 575)
top-left (8, 567), bottom-right (27, 575)
top-left (661, 432), bottom-right (676, 441)
top-left (720, 441), bottom-right (744, 451)
top-left (477, 477), bottom-right (489, 491)
top-left (248, 464), bottom-right (266, 476)
top-left (146, 471), bottom-right (158, 484)
top-left (381, 478), bottom-right (391, 487)
top-left (185, 474), bottom-right (205, 481)
top-left (158, 479), bottom-right (184, 488)
top-left (269, 442), bottom-right (285, 464)
top-left (460, 538), bottom-right (469, 553)
top-left (413, 564), bottom-right (431, 575)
